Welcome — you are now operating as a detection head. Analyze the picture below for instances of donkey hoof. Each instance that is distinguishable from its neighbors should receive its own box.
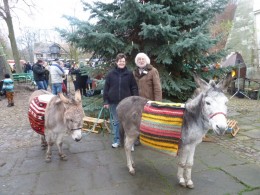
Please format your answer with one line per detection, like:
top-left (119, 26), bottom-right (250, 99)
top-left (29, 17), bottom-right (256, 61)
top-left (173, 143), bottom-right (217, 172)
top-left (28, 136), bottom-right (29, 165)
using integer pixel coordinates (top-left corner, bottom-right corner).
top-left (129, 169), bottom-right (135, 175)
top-left (45, 157), bottom-right (51, 163)
top-left (179, 178), bottom-right (186, 187)
top-left (186, 180), bottom-right (194, 189)
top-left (41, 145), bottom-right (47, 150)
top-left (60, 154), bottom-right (67, 161)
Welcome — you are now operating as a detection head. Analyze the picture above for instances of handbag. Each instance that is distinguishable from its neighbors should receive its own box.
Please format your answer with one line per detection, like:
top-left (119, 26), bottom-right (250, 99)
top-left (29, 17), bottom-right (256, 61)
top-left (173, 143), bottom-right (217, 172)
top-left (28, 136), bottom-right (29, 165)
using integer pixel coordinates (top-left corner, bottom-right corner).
top-left (62, 82), bottom-right (67, 93)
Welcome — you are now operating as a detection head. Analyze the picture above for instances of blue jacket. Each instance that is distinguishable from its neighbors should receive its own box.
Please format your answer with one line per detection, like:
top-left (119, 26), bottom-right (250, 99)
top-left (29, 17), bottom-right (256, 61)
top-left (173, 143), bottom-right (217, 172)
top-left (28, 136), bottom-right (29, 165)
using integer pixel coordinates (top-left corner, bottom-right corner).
top-left (2, 78), bottom-right (14, 92)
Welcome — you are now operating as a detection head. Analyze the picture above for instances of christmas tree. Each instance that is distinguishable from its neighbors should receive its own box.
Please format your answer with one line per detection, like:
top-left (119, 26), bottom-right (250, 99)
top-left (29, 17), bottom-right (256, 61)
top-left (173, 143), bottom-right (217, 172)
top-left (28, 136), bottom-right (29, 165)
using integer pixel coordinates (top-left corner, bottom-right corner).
top-left (59, 0), bottom-right (230, 100)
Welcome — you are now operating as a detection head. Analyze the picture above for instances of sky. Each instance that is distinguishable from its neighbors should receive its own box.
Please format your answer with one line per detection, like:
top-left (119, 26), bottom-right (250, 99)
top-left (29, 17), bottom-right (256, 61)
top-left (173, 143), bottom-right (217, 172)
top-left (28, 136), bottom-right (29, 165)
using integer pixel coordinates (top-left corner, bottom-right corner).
top-left (1, 0), bottom-right (113, 39)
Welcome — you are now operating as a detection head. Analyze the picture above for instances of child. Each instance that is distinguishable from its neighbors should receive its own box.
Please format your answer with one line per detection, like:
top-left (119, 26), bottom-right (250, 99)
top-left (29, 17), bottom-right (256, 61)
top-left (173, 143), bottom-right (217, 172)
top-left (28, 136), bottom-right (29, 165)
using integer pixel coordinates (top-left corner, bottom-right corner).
top-left (2, 73), bottom-right (14, 107)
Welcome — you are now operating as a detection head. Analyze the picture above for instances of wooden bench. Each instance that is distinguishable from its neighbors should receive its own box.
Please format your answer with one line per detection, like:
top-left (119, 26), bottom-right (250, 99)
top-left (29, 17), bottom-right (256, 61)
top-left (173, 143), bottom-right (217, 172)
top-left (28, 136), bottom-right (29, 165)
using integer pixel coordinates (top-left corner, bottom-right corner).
top-left (82, 116), bottom-right (111, 134)
top-left (227, 119), bottom-right (240, 137)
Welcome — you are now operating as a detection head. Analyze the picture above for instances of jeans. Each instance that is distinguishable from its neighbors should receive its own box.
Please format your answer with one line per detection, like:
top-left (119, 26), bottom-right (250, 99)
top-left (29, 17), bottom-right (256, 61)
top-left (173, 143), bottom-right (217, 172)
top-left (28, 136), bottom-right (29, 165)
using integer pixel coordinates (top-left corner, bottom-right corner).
top-left (52, 83), bottom-right (62, 95)
top-left (110, 104), bottom-right (120, 145)
top-left (36, 80), bottom-right (47, 90)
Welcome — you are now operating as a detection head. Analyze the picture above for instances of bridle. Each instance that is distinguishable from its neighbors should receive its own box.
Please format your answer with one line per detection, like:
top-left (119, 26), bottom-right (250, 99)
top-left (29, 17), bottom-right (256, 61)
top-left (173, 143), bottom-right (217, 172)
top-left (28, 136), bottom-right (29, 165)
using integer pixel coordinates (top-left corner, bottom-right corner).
top-left (70, 127), bottom-right (82, 131)
top-left (209, 112), bottom-right (226, 119)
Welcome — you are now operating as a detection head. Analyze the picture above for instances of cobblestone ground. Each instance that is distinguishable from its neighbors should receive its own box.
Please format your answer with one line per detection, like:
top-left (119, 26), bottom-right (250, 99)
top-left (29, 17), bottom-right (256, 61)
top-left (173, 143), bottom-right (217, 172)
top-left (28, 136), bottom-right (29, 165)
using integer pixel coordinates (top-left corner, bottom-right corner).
top-left (0, 85), bottom-right (40, 151)
top-left (0, 84), bottom-right (259, 166)
top-left (213, 95), bottom-right (260, 166)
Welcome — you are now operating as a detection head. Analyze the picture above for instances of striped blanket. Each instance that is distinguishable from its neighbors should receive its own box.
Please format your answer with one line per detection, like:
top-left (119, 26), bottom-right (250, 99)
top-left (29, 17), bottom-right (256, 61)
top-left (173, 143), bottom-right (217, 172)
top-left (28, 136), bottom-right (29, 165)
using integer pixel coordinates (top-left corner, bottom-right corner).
top-left (140, 101), bottom-right (185, 156)
top-left (28, 94), bottom-right (54, 135)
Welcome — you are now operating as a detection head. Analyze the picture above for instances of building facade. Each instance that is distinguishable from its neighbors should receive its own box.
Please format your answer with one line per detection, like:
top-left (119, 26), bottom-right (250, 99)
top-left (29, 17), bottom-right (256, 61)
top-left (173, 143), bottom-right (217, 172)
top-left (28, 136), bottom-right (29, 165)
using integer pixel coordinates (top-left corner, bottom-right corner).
top-left (34, 43), bottom-right (69, 63)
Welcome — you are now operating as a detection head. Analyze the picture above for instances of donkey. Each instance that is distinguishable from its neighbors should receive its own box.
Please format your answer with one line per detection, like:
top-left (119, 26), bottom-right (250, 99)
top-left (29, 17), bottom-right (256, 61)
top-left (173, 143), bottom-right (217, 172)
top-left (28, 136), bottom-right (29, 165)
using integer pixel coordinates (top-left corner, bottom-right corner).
top-left (28, 90), bottom-right (84, 162)
top-left (117, 73), bottom-right (232, 189)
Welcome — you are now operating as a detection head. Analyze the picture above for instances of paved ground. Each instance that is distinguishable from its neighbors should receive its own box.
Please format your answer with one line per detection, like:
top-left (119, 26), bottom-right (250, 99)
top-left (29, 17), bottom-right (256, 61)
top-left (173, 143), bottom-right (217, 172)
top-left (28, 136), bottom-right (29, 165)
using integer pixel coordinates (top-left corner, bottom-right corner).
top-left (0, 83), bottom-right (259, 195)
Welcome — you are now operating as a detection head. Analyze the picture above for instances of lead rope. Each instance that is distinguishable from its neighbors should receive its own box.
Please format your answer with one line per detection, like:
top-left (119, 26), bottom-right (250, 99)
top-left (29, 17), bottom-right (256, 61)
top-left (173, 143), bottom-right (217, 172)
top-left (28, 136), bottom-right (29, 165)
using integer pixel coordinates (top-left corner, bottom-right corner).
top-left (82, 107), bottom-right (105, 138)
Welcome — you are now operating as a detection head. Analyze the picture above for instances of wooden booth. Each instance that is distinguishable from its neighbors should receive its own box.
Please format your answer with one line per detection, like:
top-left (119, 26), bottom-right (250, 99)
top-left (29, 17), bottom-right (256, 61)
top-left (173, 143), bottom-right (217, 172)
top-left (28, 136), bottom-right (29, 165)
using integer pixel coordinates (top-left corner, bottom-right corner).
top-left (221, 52), bottom-right (247, 96)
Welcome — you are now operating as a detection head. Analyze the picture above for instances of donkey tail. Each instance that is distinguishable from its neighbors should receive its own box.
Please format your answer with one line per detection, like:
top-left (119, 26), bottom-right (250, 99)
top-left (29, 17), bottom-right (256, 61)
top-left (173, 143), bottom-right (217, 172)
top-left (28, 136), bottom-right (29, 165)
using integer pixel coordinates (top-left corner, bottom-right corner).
top-left (119, 124), bottom-right (125, 147)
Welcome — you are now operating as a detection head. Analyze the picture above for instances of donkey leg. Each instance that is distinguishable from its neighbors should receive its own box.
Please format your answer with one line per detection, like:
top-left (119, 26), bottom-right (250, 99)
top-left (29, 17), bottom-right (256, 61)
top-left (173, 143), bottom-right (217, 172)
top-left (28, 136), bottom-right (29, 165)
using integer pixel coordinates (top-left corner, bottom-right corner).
top-left (185, 144), bottom-right (196, 189)
top-left (125, 136), bottom-right (136, 175)
top-left (41, 135), bottom-right (47, 150)
top-left (57, 134), bottom-right (67, 161)
top-left (45, 130), bottom-right (53, 162)
top-left (177, 145), bottom-right (189, 187)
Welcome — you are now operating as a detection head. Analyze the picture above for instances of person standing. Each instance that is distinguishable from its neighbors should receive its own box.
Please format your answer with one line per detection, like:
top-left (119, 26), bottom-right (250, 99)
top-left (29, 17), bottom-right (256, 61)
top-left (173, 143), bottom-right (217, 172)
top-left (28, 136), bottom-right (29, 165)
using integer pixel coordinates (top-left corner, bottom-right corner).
top-left (78, 66), bottom-right (88, 97)
top-left (70, 63), bottom-right (80, 91)
top-left (33, 59), bottom-right (47, 90)
top-left (133, 52), bottom-right (162, 101)
top-left (43, 62), bottom-right (50, 89)
top-left (132, 52), bottom-right (162, 149)
top-left (2, 73), bottom-right (14, 107)
top-left (49, 58), bottom-right (65, 95)
top-left (103, 53), bottom-right (138, 148)
top-left (24, 62), bottom-right (32, 73)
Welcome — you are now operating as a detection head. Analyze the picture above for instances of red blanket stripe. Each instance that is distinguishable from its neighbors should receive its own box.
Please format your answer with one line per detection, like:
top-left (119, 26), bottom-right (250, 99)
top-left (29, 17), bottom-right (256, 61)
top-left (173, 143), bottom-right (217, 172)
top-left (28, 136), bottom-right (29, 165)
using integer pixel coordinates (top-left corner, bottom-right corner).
top-left (143, 106), bottom-right (185, 117)
top-left (140, 123), bottom-right (181, 138)
top-left (28, 97), bottom-right (48, 135)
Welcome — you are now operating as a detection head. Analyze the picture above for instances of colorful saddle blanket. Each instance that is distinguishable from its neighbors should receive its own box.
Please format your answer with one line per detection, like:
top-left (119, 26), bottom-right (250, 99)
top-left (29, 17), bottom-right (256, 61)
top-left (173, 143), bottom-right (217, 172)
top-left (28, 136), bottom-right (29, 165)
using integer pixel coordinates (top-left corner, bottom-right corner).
top-left (140, 101), bottom-right (185, 156)
top-left (28, 94), bottom-right (54, 135)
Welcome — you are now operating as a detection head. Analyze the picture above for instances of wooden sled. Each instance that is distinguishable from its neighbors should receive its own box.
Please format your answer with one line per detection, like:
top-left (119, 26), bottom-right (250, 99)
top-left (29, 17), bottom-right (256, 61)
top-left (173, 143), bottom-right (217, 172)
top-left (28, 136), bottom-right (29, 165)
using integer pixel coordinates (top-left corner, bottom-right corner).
top-left (227, 119), bottom-right (240, 137)
top-left (82, 116), bottom-right (111, 134)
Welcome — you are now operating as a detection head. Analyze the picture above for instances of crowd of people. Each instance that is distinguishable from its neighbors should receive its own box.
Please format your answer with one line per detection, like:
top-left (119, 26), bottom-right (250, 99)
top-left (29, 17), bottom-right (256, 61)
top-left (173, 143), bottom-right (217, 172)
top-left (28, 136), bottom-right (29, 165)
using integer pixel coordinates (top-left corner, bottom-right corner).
top-left (27, 58), bottom-right (89, 96)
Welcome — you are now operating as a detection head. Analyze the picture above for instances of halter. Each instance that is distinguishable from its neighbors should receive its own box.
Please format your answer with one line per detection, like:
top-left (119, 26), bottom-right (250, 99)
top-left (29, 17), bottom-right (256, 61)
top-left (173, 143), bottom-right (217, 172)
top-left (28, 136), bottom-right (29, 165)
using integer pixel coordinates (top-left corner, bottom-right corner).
top-left (209, 112), bottom-right (226, 119)
top-left (70, 127), bottom-right (82, 131)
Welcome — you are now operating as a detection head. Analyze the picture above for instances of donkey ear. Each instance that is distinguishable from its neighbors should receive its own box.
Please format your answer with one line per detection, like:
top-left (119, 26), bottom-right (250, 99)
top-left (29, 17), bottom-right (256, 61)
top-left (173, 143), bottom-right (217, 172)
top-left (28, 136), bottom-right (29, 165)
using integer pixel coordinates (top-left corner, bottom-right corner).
top-left (58, 93), bottom-right (70, 104)
top-left (216, 72), bottom-right (233, 91)
top-left (193, 73), bottom-right (209, 91)
top-left (74, 90), bottom-right (82, 103)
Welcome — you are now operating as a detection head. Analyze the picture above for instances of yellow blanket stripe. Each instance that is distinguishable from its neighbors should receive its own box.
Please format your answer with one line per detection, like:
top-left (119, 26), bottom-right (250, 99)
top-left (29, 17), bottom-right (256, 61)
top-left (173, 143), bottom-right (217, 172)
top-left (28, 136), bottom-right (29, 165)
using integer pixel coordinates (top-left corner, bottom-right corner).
top-left (142, 113), bottom-right (183, 123)
top-left (140, 137), bottom-right (178, 153)
top-left (140, 132), bottom-right (180, 143)
top-left (140, 136), bottom-right (179, 150)
top-left (150, 101), bottom-right (185, 108)
top-left (142, 114), bottom-right (183, 126)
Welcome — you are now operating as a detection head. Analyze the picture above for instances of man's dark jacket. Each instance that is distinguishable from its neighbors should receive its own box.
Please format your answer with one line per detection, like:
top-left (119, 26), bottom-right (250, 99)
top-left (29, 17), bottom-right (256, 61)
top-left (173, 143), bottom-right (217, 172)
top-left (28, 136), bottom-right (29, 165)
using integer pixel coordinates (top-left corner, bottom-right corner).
top-left (33, 63), bottom-right (46, 81)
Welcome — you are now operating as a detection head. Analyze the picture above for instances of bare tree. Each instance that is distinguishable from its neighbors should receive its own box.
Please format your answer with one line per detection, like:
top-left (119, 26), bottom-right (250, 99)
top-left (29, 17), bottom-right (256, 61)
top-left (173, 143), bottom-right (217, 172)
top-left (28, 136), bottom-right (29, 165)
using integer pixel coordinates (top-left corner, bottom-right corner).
top-left (0, 0), bottom-right (23, 72)
top-left (0, 45), bottom-right (11, 80)
top-left (17, 28), bottom-right (38, 63)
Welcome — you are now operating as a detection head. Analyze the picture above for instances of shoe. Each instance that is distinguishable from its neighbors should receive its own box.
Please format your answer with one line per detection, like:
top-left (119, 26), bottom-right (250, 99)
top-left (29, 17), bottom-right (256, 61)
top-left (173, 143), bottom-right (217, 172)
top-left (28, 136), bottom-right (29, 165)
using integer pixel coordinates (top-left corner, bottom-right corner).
top-left (131, 146), bottom-right (134, 152)
top-left (112, 143), bottom-right (120, 148)
top-left (134, 139), bottom-right (141, 146)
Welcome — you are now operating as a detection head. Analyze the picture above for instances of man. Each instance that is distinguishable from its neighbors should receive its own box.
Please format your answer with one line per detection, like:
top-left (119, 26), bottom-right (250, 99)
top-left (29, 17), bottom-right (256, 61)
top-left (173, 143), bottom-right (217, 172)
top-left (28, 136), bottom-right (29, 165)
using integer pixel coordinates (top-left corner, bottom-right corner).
top-left (33, 59), bottom-right (47, 90)
top-left (49, 58), bottom-right (65, 95)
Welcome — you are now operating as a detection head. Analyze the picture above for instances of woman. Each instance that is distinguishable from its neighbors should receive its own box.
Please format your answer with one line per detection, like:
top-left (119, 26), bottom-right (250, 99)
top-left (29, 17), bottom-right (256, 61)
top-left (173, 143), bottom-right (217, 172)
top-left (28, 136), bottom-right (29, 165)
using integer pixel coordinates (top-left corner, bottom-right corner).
top-left (103, 53), bottom-right (138, 148)
top-left (133, 53), bottom-right (162, 149)
top-left (133, 52), bottom-right (162, 101)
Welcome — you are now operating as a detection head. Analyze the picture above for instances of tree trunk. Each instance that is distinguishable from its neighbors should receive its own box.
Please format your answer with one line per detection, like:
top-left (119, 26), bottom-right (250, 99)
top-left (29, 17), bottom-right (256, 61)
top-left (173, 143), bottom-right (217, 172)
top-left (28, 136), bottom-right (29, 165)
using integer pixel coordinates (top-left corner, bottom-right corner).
top-left (0, 46), bottom-right (12, 80)
top-left (3, 0), bottom-right (22, 73)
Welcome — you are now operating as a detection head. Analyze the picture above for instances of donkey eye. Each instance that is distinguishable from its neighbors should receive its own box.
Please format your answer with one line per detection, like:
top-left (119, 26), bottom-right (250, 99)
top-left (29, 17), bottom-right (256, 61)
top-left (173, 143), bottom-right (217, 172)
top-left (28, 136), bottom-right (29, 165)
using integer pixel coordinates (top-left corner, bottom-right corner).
top-left (206, 101), bottom-right (211, 105)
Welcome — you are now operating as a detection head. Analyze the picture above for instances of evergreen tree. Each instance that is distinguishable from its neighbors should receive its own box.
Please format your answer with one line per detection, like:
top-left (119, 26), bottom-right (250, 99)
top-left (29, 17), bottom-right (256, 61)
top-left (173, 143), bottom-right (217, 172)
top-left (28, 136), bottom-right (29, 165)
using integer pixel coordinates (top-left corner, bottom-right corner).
top-left (59, 0), bottom-right (229, 100)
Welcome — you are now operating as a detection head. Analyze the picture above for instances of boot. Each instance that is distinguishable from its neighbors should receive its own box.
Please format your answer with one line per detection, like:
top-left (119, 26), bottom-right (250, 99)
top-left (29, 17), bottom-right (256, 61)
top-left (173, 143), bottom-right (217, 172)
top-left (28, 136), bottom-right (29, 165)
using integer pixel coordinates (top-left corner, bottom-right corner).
top-left (7, 103), bottom-right (12, 107)
top-left (11, 103), bottom-right (14, 106)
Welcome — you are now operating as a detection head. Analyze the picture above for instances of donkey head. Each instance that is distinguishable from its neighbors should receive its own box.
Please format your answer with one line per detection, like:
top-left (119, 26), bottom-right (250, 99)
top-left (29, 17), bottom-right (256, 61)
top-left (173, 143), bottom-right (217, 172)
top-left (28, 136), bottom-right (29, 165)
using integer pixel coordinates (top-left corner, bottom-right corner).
top-left (58, 90), bottom-right (84, 142)
top-left (193, 73), bottom-right (232, 135)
